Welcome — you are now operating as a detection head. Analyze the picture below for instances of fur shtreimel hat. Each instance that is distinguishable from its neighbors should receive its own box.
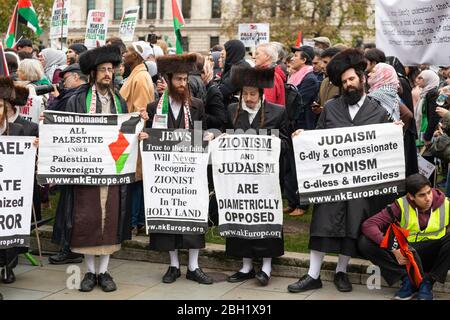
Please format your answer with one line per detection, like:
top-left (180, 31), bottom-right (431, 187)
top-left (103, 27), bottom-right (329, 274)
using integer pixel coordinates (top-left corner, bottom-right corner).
top-left (326, 49), bottom-right (367, 87)
top-left (0, 78), bottom-right (29, 106)
top-left (0, 77), bottom-right (16, 103)
top-left (12, 85), bottom-right (30, 106)
top-left (79, 45), bottom-right (122, 75)
top-left (230, 65), bottom-right (275, 89)
top-left (156, 53), bottom-right (197, 75)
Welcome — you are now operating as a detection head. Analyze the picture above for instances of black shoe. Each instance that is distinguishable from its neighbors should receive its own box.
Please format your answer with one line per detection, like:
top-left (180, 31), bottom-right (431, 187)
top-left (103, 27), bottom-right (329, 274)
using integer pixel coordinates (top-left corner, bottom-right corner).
top-left (1, 267), bottom-right (15, 284)
top-left (255, 271), bottom-right (270, 286)
top-left (288, 274), bottom-right (322, 293)
top-left (79, 272), bottom-right (97, 292)
top-left (186, 268), bottom-right (213, 285)
top-left (97, 272), bottom-right (117, 292)
top-left (162, 266), bottom-right (181, 283)
top-left (48, 251), bottom-right (83, 265)
top-left (227, 269), bottom-right (256, 283)
top-left (334, 272), bottom-right (352, 292)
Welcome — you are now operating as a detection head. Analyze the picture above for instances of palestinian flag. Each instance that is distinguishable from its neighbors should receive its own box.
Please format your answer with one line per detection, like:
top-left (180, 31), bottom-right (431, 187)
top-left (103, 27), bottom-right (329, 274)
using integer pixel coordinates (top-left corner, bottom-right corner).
top-left (171, 0), bottom-right (185, 54)
top-left (5, 4), bottom-right (18, 48)
top-left (295, 31), bottom-right (303, 47)
top-left (18, 0), bottom-right (42, 36)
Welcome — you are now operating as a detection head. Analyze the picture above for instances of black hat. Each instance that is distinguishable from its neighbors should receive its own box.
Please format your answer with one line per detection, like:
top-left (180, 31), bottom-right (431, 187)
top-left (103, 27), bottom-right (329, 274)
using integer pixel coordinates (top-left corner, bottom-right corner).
top-left (12, 85), bottom-right (29, 106)
top-left (291, 45), bottom-right (315, 59)
top-left (16, 38), bottom-right (33, 49)
top-left (69, 43), bottom-right (88, 55)
top-left (78, 45), bottom-right (122, 75)
top-left (326, 49), bottom-right (367, 87)
top-left (60, 63), bottom-right (82, 77)
top-left (230, 65), bottom-right (274, 89)
top-left (156, 53), bottom-right (197, 75)
top-left (0, 77), bottom-right (16, 102)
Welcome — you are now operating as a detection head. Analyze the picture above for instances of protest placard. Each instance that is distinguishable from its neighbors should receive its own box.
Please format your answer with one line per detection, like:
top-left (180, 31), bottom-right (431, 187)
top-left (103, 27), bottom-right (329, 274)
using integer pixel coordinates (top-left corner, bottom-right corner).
top-left (141, 129), bottom-right (209, 235)
top-left (118, 6), bottom-right (140, 42)
top-left (238, 23), bottom-right (270, 47)
top-left (18, 95), bottom-right (42, 124)
top-left (0, 136), bottom-right (36, 249)
top-left (210, 135), bottom-right (283, 240)
top-left (84, 10), bottom-right (108, 49)
top-left (293, 123), bottom-right (405, 204)
top-left (38, 111), bottom-right (144, 185)
top-left (376, 0), bottom-right (450, 65)
top-left (50, 0), bottom-right (70, 39)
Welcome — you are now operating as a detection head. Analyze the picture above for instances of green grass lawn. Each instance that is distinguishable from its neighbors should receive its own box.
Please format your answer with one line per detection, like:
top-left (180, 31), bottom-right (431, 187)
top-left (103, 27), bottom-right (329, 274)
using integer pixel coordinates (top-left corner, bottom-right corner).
top-left (43, 191), bottom-right (312, 253)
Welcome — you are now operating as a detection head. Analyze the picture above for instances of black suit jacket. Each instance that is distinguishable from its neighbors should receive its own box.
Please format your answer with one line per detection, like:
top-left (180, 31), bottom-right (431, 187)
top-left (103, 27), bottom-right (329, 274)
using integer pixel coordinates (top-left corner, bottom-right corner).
top-left (146, 96), bottom-right (205, 130)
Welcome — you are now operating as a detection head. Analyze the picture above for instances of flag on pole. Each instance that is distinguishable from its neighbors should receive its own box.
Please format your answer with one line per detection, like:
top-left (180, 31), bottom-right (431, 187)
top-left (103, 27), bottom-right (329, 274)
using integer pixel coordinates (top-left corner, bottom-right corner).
top-left (295, 31), bottom-right (303, 47)
top-left (18, 0), bottom-right (43, 36)
top-left (5, 4), bottom-right (18, 48)
top-left (171, 0), bottom-right (185, 54)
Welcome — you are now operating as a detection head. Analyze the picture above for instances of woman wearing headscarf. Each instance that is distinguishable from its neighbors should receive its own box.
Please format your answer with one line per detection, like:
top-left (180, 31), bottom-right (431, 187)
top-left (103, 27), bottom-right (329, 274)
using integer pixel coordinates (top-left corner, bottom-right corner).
top-left (368, 63), bottom-right (418, 176)
top-left (414, 70), bottom-right (440, 149)
top-left (218, 40), bottom-right (251, 107)
top-left (38, 48), bottom-right (66, 84)
top-left (224, 65), bottom-right (288, 286)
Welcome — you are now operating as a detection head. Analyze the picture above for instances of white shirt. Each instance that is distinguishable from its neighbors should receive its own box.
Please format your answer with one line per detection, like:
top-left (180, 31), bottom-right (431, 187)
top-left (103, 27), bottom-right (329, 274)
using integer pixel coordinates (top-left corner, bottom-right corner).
top-left (348, 95), bottom-right (366, 120)
top-left (169, 97), bottom-right (182, 120)
top-left (98, 91), bottom-right (112, 114)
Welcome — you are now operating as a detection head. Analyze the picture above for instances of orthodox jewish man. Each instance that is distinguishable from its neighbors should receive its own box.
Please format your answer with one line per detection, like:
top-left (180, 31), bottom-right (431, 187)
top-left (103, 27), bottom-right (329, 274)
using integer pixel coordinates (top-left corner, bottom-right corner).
top-left (142, 54), bottom-right (212, 284)
top-left (59, 45), bottom-right (136, 293)
top-left (225, 65), bottom-right (288, 286)
top-left (287, 49), bottom-right (397, 294)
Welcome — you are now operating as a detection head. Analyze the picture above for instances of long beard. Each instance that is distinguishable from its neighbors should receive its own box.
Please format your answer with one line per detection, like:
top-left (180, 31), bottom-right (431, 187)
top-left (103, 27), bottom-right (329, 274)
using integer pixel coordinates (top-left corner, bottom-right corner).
top-left (343, 85), bottom-right (364, 105)
top-left (169, 85), bottom-right (190, 104)
top-left (96, 81), bottom-right (111, 91)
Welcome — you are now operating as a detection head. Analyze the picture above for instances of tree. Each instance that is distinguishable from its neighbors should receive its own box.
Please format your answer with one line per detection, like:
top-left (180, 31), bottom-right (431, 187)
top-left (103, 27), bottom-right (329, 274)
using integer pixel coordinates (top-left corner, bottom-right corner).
top-left (0, 0), bottom-right (53, 45)
top-left (222, 0), bottom-right (374, 47)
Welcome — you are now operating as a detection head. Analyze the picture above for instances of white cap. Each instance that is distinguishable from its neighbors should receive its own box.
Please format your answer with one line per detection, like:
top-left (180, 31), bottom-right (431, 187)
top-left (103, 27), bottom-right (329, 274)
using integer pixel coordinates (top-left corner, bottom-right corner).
top-left (132, 41), bottom-right (154, 60)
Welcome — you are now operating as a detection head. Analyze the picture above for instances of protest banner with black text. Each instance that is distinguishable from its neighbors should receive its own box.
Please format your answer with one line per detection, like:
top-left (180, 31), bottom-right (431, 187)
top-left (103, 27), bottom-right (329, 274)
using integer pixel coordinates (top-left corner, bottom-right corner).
top-left (38, 111), bottom-right (144, 185)
top-left (141, 129), bottom-right (209, 235)
top-left (210, 135), bottom-right (283, 240)
top-left (0, 136), bottom-right (36, 249)
top-left (293, 123), bottom-right (405, 205)
top-left (84, 10), bottom-right (108, 49)
top-left (376, 0), bottom-right (450, 65)
top-left (238, 23), bottom-right (270, 47)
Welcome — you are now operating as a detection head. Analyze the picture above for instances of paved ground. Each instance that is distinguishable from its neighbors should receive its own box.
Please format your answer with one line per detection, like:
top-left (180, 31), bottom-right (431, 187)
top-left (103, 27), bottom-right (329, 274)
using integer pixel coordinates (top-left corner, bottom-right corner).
top-left (1, 256), bottom-right (449, 300)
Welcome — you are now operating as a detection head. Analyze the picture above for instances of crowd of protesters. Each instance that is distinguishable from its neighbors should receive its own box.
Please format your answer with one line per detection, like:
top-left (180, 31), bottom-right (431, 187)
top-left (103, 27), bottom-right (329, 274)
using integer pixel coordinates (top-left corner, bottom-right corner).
top-left (0, 35), bottom-right (449, 300)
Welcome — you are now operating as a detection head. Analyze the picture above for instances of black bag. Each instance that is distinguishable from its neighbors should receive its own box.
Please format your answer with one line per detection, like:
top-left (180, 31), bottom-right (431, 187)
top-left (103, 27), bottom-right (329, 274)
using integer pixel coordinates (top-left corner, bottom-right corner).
top-left (423, 134), bottom-right (450, 162)
top-left (284, 83), bottom-right (305, 133)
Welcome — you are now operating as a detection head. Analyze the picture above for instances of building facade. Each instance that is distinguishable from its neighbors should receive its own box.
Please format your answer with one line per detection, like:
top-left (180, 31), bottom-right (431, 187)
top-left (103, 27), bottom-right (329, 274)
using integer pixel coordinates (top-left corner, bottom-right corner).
top-left (66, 0), bottom-right (224, 53)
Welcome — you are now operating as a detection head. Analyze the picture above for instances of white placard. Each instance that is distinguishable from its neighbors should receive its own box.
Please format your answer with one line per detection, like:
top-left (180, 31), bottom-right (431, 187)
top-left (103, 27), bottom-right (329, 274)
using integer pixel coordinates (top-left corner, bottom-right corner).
top-left (238, 23), bottom-right (270, 47)
top-left (141, 129), bottom-right (209, 235)
top-left (50, 0), bottom-right (70, 39)
top-left (210, 135), bottom-right (283, 240)
top-left (0, 136), bottom-right (37, 249)
top-left (417, 154), bottom-right (435, 179)
top-left (84, 10), bottom-right (108, 49)
top-left (293, 123), bottom-right (406, 204)
top-left (18, 95), bottom-right (42, 124)
top-left (376, 0), bottom-right (450, 65)
top-left (38, 111), bottom-right (144, 185)
top-left (118, 6), bottom-right (140, 42)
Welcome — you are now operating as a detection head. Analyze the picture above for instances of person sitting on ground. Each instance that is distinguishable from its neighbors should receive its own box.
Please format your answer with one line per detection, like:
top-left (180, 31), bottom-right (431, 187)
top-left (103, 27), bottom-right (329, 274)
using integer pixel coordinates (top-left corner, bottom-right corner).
top-left (358, 173), bottom-right (450, 300)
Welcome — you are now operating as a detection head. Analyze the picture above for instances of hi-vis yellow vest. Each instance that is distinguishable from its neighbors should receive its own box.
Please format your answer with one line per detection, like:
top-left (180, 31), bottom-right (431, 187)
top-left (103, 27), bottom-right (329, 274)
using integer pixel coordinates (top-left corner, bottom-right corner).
top-left (397, 197), bottom-right (449, 243)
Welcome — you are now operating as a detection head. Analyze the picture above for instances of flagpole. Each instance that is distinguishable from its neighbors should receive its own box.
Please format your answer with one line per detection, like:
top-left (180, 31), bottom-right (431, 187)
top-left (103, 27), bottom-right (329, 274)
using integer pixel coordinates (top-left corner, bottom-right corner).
top-left (14, 3), bottom-right (19, 47)
top-left (60, 0), bottom-right (65, 50)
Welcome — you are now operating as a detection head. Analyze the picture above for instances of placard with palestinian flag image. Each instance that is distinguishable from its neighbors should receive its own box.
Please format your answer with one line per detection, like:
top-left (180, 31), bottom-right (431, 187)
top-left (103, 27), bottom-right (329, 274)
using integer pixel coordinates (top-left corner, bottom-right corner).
top-left (37, 111), bottom-right (144, 185)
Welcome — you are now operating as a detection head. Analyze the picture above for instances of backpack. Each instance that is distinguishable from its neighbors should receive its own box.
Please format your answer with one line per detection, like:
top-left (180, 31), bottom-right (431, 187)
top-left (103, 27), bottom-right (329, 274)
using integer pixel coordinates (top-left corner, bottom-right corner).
top-left (284, 83), bottom-right (305, 133)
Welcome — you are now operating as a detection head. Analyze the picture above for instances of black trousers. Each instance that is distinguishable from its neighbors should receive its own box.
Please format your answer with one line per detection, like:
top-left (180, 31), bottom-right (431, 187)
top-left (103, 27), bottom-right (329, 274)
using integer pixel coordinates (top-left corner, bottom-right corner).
top-left (283, 149), bottom-right (308, 210)
top-left (0, 248), bottom-right (19, 269)
top-left (358, 233), bottom-right (450, 286)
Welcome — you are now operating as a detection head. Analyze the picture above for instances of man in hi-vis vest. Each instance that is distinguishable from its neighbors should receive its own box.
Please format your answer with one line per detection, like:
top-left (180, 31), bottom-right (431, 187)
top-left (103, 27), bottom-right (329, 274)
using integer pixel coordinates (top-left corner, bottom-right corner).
top-left (358, 174), bottom-right (450, 300)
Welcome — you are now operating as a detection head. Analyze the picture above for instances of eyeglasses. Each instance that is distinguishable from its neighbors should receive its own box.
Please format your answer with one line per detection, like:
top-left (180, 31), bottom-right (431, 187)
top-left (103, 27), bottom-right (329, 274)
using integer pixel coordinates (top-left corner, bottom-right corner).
top-left (97, 67), bottom-right (114, 73)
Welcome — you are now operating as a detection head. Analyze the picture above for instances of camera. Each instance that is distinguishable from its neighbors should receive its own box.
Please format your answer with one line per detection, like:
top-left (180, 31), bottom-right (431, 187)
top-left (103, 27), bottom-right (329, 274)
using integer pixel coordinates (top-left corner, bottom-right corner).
top-left (34, 82), bottom-right (63, 96)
